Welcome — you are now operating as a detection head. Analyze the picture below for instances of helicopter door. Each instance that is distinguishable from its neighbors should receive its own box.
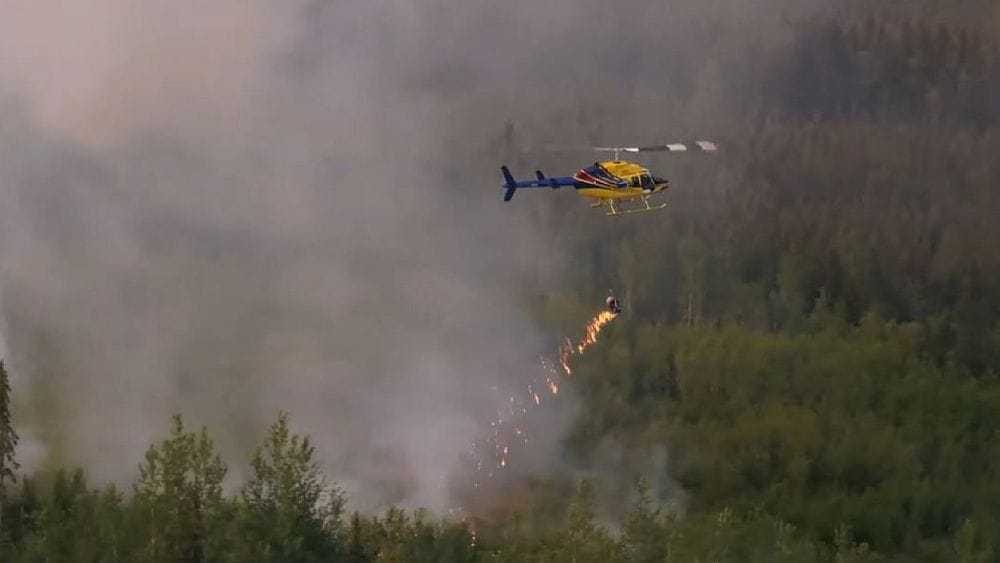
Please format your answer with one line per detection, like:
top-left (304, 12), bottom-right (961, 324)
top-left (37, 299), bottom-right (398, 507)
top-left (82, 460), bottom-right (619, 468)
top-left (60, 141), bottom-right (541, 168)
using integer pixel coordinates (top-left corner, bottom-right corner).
top-left (641, 174), bottom-right (654, 191)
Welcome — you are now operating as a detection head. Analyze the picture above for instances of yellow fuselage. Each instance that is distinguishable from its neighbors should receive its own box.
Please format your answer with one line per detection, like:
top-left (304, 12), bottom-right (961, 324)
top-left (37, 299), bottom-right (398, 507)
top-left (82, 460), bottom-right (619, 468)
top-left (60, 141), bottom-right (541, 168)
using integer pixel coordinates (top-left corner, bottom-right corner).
top-left (573, 160), bottom-right (668, 200)
top-left (575, 186), bottom-right (655, 200)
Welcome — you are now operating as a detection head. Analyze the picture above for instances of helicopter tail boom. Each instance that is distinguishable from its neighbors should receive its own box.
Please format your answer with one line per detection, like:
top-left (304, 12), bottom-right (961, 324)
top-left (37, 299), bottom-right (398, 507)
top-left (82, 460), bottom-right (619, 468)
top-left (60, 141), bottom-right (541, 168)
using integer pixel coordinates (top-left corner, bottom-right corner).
top-left (501, 165), bottom-right (575, 201)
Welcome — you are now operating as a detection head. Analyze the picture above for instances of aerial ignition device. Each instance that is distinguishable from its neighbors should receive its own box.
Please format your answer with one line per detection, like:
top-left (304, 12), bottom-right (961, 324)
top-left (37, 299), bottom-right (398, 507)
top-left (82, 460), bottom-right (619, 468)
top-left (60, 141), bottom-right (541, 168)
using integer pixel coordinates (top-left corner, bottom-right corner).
top-left (606, 290), bottom-right (622, 315)
top-left (500, 141), bottom-right (717, 216)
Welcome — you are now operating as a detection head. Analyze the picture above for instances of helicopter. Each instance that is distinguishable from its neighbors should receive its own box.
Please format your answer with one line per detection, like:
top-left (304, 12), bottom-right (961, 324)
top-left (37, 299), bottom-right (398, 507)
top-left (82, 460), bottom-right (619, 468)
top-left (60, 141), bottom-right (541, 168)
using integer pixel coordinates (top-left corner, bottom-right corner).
top-left (500, 141), bottom-right (717, 216)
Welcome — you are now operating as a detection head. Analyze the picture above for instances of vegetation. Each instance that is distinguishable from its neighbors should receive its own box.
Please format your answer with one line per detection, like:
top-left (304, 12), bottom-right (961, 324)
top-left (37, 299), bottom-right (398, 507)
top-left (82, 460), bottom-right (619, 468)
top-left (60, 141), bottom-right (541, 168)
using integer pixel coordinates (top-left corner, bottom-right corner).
top-left (0, 414), bottom-right (918, 563)
top-left (2, 7), bottom-right (999, 563)
top-left (0, 360), bottom-right (19, 544)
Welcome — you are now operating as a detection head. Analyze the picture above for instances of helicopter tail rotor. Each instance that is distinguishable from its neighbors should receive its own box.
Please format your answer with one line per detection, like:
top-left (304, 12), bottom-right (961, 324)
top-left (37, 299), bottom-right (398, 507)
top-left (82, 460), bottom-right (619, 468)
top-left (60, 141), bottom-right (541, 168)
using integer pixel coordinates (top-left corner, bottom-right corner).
top-left (501, 165), bottom-right (518, 201)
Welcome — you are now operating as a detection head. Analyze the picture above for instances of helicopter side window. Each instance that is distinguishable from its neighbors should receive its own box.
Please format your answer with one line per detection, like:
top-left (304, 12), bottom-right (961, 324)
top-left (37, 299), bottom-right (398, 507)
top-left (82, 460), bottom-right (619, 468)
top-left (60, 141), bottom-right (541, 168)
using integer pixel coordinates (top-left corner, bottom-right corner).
top-left (641, 174), bottom-right (654, 189)
top-left (628, 175), bottom-right (641, 188)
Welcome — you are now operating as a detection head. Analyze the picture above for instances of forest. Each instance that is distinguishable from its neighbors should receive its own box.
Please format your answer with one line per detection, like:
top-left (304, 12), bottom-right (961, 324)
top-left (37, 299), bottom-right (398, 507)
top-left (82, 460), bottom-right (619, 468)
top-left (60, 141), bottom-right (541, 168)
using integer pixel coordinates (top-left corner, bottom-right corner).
top-left (1, 3), bottom-right (1000, 562)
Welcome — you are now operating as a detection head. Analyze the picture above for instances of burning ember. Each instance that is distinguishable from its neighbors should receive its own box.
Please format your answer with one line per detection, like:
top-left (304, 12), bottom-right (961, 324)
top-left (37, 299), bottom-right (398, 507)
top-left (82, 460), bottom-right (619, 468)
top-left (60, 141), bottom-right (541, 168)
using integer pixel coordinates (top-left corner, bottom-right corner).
top-left (464, 306), bottom-right (620, 483)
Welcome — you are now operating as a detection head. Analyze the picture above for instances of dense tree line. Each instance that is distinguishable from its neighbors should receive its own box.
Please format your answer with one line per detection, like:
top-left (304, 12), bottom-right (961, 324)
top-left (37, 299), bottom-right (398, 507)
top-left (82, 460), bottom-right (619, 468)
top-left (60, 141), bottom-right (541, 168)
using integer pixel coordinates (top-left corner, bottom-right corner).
top-left (782, 17), bottom-right (999, 123)
top-left (0, 410), bottom-right (971, 562)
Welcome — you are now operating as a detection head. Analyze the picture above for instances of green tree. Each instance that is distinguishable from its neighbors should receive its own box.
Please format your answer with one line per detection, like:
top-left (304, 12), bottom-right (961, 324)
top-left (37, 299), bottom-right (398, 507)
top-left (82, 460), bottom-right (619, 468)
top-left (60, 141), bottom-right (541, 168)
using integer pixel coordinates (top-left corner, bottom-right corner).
top-left (235, 412), bottom-right (344, 563)
top-left (549, 480), bottom-right (620, 562)
top-left (953, 519), bottom-right (994, 563)
top-left (0, 360), bottom-right (18, 542)
top-left (133, 415), bottom-right (228, 563)
top-left (19, 470), bottom-right (127, 563)
top-left (677, 235), bottom-right (708, 326)
top-left (621, 477), bottom-right (667, 563)
top-left (1, 477), bottom-right (41, 559)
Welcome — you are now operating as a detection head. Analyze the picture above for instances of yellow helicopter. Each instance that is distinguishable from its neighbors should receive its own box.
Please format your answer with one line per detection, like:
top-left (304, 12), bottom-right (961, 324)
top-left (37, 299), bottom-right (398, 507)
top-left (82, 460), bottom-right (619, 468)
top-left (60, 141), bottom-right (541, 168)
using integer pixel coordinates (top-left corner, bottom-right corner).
top-left (500, 141), bottom-right (717, 216)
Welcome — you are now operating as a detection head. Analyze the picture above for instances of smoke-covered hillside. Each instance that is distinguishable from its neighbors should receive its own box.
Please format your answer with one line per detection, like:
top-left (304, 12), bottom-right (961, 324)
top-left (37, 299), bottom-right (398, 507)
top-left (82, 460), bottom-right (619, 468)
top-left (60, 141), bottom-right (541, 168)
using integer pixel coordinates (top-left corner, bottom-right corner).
top-left (0, 1), bottom-right (998, 561)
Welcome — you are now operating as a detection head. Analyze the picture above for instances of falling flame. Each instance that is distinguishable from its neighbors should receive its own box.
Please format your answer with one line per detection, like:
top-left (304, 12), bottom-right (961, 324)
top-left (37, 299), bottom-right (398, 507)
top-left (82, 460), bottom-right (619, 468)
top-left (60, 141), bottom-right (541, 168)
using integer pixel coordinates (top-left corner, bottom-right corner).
top-left (559, 311), bottom-right (619, 375)
top-left (466, 305), bottom-right (618, 477)
top-left (577, 310), bottom-right (618, 354)
top-left (559, 338), bottom-right (574, 375)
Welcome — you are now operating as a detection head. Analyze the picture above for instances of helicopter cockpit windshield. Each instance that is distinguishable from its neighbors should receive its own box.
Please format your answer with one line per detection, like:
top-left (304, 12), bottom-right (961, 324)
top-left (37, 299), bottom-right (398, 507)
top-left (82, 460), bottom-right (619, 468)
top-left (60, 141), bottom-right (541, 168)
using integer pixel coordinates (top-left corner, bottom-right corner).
top-left (629, 173), bottom-right (655, 190)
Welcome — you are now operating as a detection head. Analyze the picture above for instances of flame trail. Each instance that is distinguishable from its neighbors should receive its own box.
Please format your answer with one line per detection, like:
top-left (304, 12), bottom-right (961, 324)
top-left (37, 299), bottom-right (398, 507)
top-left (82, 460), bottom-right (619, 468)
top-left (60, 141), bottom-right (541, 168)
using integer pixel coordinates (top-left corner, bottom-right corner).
top-left (462, 306), bottom-right (620, 488)
top-left (577, 310), bottom-right (618, 354)
top-left (557, 310), bottom-right (618, 375)
top-left (559, 338), bottom-right (574, 375)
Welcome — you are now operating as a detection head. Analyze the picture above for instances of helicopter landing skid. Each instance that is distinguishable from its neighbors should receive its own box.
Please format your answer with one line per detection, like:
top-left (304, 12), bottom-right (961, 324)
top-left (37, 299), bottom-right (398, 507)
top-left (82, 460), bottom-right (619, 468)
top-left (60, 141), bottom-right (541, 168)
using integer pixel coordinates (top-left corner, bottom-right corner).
top-left (605, 197), bottom-right (667, 216)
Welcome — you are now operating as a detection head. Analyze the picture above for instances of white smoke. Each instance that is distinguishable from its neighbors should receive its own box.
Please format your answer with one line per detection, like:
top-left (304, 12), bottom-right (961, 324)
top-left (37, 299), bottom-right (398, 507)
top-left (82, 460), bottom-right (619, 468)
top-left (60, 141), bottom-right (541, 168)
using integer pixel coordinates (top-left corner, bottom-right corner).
top-left (0, 0), bottom-right (826, 512)
top-left (0, 1), bottom-right (561, 512)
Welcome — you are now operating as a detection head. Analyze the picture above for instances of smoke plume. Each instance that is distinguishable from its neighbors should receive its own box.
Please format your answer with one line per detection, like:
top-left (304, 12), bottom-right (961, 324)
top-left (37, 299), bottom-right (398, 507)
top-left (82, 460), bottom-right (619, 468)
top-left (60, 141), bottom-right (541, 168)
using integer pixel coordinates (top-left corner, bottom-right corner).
top-left (0, 0), bottom-right (825, 511)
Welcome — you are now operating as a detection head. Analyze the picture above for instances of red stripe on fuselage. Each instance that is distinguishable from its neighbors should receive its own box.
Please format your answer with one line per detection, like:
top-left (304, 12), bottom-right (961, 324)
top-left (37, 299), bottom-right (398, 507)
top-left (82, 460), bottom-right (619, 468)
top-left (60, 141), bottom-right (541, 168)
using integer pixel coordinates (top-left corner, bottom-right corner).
top-left (574, 171), bottom-right (619, 189)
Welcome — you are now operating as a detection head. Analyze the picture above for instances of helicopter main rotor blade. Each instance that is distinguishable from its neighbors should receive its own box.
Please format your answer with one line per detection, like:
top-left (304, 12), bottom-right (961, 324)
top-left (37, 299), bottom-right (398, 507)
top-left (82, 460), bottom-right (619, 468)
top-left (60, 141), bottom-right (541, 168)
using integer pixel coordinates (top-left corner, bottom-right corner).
top-left (598, 140), bottom-right (718, 153)
top-left (525, 141), bottom-right (719, 154)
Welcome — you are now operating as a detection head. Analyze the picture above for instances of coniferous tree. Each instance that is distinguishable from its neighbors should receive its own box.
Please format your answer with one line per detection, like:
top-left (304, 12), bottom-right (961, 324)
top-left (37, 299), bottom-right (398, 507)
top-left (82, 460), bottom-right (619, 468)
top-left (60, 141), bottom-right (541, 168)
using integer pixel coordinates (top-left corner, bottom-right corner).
top-left (0, 360), bottom-right (18, 541)
top-left (622, 478), bottom-right (667, 563)
top-left (235, 412), bottom-right (345, 563)
top-left (19, 469), bottom-right (127, 563)
top-left (550, 480), bottom-right (620, 562)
